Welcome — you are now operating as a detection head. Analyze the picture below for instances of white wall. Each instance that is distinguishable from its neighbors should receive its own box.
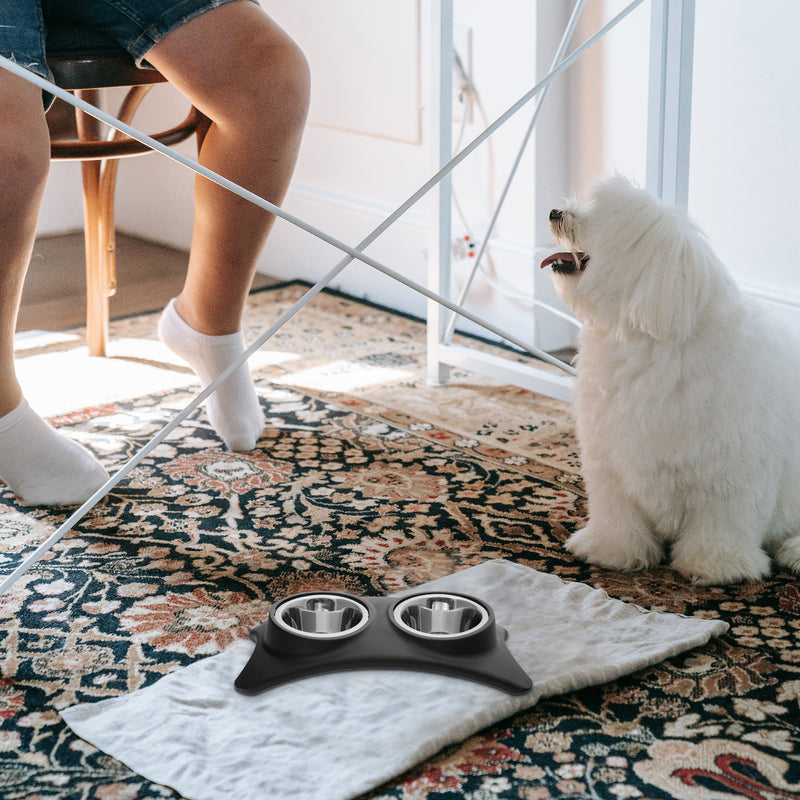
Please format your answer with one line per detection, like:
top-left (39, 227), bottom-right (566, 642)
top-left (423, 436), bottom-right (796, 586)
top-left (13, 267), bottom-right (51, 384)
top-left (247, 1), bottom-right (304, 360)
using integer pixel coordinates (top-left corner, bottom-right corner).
top-left (574, 0), bottom-right (800, 343)
top-left (36, 162), bottom-right (84, 234)
top-left (689, 0), bottom-right (800, 340)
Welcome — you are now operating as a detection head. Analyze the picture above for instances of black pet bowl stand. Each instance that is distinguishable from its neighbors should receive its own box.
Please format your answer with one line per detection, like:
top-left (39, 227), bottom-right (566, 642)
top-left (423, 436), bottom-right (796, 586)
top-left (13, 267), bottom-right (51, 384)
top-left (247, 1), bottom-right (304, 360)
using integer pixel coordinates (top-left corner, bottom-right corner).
top-left (234, 591), bottom-right (532, 695)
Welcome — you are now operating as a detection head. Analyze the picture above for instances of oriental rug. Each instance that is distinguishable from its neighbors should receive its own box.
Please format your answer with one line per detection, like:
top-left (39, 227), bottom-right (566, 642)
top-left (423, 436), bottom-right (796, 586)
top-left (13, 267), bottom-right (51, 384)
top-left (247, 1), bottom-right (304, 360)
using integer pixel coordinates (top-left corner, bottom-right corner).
top-left (1, 283), bottom-right (799, 800)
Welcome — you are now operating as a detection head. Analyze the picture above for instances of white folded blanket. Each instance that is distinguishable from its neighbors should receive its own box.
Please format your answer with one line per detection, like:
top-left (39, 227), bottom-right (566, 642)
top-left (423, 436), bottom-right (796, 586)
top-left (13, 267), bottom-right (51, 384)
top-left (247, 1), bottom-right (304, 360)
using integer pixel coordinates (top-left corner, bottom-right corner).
top-left (61, 560), bottom-right (728, 800)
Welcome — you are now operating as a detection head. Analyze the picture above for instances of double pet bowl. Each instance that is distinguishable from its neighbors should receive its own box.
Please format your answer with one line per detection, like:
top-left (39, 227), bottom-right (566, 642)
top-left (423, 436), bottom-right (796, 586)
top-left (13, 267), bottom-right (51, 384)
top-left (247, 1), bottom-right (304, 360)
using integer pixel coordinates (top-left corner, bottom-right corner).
top-left (235, 590), bottom-right (532, 695)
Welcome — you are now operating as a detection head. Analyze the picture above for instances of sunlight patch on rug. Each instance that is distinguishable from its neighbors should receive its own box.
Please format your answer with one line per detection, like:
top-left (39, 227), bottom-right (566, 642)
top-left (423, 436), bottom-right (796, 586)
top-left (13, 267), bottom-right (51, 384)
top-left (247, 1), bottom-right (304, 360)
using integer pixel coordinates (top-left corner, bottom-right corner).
top-left (15, 346), bottom-right (192, 417)
top-left (277, 359), bottom-right (416, 392)
top-left (13, 329), bottom-right (82, 352)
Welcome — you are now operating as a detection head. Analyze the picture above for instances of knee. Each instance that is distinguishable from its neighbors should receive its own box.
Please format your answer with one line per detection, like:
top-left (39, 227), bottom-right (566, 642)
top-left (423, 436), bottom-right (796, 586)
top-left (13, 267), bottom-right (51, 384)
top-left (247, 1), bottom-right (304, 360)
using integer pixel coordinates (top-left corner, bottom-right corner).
top-left (282, 38), bottom-right (311, 129)
top-left (253, 33), bottom-right (310, 132)
top-left (223, 28), bottom-right (309, 137)
top-left (0, 121), bottom-right (50, 199)
top-left (0, 76), bottom-right (50, 197)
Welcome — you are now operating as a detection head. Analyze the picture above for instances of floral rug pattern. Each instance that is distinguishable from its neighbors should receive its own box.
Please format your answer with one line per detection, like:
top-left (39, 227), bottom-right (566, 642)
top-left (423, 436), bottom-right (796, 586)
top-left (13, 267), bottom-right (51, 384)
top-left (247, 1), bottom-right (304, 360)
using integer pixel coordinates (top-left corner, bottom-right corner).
top-left (1, 284), bottom-right (799, 800)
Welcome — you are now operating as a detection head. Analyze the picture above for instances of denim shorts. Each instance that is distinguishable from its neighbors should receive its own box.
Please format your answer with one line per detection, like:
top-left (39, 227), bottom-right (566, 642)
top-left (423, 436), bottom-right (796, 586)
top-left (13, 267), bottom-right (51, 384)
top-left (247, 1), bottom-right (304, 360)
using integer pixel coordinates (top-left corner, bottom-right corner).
top-left (0, 0), bottom-right (257, 107)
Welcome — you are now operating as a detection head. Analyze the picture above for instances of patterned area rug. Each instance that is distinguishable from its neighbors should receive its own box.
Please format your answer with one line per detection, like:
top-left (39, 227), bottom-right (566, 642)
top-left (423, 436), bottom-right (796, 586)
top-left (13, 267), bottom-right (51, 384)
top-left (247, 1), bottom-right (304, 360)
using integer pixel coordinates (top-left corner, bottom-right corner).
top-left (1, 283), bottom-right (799, 800)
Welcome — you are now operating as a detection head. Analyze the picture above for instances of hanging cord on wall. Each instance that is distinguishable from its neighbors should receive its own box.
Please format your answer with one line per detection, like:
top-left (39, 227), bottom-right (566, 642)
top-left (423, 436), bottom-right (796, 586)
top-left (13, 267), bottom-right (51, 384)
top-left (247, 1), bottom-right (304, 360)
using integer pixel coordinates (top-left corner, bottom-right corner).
top-left (450, 58), bottom-right (577, 330)
top-left (0, 0), bottom-right (648, 595)
top-left (451, 51), bottom-right (498, 278)
top-left (452, 61), bottom-right (579, 325)
top-left (444, 0), bottom-right (586, 344)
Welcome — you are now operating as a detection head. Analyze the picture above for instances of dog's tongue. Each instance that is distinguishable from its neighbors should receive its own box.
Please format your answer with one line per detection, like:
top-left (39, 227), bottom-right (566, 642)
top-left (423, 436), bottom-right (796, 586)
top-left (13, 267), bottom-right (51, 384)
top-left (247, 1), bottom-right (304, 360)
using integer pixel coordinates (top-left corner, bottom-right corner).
top-left (540, 251), bottom-right (589, 271)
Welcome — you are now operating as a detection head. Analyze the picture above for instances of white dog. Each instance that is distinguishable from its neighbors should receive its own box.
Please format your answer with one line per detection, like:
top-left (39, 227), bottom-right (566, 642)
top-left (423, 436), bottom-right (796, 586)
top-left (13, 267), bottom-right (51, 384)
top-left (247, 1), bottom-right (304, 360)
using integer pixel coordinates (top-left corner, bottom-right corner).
top-left (542, 175), bottom-right (800, 584)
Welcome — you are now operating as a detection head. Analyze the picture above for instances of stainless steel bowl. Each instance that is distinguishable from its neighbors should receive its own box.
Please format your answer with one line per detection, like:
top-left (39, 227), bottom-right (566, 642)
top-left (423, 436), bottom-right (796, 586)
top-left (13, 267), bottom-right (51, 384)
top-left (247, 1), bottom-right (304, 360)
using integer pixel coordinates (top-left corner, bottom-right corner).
top-left (271, 592), bottom-right (370, 640)
top-left (391, 593), bottom-right (490, 640)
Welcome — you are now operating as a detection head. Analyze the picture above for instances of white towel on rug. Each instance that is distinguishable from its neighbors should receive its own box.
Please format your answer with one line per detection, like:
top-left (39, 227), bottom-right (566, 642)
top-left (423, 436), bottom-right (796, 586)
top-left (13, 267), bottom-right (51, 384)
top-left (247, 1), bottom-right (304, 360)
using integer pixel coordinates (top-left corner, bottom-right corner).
top-left (61, 560), bottom-right (728, 800)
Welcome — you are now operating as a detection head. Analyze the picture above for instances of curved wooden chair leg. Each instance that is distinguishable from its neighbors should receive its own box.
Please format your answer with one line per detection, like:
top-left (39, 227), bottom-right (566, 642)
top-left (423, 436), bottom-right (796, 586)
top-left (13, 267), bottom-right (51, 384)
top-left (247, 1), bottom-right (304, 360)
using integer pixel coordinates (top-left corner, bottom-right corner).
top-left (80, 85), bottom-right (154, 356)
top-left (95, 85), bottom-right (155, 355)
top-left (75, 89), bottom-right (108, 357)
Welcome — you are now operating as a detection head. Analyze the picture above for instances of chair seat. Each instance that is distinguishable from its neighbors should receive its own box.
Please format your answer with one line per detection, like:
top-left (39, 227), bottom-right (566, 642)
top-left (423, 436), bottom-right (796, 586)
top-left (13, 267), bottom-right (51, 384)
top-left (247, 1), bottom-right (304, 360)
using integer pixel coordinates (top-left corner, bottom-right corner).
top-left (47, 50), bottom-right (204, 161)
top-left (48, 51), bottom-right (166, 91)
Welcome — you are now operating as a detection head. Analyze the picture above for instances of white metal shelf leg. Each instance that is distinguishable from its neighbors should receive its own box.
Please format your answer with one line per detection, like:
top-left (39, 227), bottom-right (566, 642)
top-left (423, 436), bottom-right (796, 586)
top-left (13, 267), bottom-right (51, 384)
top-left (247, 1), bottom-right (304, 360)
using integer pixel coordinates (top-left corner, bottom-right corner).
top-left (647, 0), bottom-right (696, 208)
top-left (426, 0), bottom-right (454, 386)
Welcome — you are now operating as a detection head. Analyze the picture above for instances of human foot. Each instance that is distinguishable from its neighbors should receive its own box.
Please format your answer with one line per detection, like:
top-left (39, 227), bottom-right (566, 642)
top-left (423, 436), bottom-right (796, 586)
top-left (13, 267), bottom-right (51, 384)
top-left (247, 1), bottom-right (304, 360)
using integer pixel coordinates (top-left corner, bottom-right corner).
top-left (158, 299), bottom-right (264, 450)
top-left (0, 399), bottom-right (109, 505)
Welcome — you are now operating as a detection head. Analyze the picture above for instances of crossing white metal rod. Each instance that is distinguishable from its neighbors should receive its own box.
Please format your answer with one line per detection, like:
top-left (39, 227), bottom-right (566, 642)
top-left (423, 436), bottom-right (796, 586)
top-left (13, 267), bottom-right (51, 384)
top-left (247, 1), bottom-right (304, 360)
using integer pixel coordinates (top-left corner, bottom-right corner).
top-left (0, 72), bottom-right (555, 597)
top-left (0, 82), bottom-right (558, 597)
top-left (443, 0), bottom-right (586, 343)
top-left (0, 53), bottom-right (572, 372)
top-left (0, 0), bottom-right (647, 594)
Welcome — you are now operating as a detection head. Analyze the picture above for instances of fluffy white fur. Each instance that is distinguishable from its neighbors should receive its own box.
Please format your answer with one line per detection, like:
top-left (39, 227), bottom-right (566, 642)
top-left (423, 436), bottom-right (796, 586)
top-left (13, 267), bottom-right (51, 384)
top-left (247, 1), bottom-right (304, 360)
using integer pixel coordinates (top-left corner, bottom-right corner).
top-left (546, 175), bottom-right (800, 584)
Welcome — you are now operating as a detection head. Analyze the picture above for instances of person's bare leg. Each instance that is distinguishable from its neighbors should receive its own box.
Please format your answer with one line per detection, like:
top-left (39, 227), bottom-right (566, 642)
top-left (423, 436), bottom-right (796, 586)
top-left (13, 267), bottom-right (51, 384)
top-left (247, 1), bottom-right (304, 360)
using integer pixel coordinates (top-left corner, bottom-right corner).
top-left (149, 2), bottom-right (309, 450)
top-left (0, 73), bottom-right (108, 504)
top-left (0, 74), bottom-right (49, 417)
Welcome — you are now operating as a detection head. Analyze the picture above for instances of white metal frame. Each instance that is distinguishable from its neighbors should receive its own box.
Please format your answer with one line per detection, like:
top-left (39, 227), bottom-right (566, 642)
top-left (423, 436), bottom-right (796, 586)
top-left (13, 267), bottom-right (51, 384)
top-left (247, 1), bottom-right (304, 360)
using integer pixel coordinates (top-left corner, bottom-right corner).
top-left (426, 0), bottom-right (696, 401)
top-left (646, 0), bottom-right (696, 207)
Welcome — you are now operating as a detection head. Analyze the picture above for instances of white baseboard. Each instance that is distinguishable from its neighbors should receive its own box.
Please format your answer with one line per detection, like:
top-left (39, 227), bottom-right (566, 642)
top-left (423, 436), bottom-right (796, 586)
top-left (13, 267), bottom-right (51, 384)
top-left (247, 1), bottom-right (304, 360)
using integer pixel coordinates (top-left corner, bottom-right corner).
top-left (742, 283), bottom-right (800, 347)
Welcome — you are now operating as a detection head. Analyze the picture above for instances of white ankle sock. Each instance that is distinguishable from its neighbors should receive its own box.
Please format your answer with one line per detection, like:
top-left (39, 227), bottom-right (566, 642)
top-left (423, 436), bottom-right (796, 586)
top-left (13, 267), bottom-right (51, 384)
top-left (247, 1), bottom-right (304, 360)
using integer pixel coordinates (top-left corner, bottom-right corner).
top-left (0, 399), bottom-right (109, 506)
top-left (158, 299), bottom-right (264, 451)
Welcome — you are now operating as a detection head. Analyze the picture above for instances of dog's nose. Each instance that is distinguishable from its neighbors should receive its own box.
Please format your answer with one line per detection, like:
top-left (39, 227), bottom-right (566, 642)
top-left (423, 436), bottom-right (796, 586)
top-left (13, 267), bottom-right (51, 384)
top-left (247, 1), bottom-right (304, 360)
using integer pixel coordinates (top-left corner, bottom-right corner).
top-left (549, 209), bottom-right (563, 222)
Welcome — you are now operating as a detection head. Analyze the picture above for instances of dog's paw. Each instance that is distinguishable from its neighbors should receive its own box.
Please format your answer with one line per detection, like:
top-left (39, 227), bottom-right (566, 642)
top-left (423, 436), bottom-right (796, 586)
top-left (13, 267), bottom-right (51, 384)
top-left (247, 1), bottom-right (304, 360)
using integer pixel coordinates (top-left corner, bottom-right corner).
top-left (565, 524), bottom-right (661, 571)
top-left (772, 534), bottom-right (800, 573)
top-left (670, 546), bottom-right (771, 586)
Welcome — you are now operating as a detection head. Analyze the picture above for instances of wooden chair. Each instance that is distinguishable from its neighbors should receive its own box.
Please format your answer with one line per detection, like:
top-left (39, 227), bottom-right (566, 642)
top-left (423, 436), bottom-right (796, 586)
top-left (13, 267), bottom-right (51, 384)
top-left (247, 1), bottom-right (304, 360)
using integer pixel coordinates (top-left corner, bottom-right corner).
top-left (46, 49), bottom-right (210, 356)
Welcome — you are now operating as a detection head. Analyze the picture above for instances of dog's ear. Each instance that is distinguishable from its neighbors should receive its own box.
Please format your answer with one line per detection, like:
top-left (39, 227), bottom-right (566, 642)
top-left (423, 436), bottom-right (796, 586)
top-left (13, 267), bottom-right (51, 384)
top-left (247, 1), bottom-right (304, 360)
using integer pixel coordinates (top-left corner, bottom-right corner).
top-left (622, 215), bottom-right (715, 341)
top-left (575, 177), bottom-right (735, 341)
